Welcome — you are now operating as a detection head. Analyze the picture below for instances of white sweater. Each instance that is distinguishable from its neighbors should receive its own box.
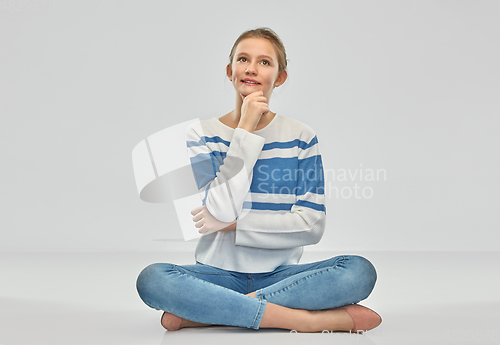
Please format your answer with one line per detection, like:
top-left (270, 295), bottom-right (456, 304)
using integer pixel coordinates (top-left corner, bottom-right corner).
top-left (185, 114), bottom-right (326, 273)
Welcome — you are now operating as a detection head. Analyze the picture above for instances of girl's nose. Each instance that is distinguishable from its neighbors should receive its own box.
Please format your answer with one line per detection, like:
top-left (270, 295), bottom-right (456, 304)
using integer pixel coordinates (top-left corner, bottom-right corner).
top-left (245, 64), bottom-right (257, 74)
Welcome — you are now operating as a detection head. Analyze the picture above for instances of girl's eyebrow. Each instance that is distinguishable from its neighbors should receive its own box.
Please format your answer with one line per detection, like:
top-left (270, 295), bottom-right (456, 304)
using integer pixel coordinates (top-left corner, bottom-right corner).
top-left (258, 55), bottom-right (274, 61)
top-left (237, 53), bottom-right (274, 61)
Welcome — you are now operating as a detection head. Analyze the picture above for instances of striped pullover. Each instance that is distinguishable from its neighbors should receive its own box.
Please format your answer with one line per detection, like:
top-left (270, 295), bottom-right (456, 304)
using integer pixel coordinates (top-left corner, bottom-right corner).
top-left (185, 114), bottom-right (326, 273)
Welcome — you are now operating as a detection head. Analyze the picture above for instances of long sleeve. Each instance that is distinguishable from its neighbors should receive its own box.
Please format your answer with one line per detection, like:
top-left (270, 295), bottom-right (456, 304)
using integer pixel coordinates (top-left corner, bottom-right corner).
top-left (186, 122), bottom-right (266, 222)
top-left (234, 134), bottom-right (326, 249)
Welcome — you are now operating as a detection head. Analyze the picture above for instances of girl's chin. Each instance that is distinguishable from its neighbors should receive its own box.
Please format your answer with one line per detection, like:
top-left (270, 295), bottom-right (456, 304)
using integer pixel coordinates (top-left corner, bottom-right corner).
top-left (238, 88), bottom-right (270, 97)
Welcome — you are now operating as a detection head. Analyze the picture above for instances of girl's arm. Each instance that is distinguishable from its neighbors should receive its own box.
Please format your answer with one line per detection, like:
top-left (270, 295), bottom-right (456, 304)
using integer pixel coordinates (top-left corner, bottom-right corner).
top-left (186, 121), bottom-right (265, 223)
top-left (187, 92), bottom-right (268, 226)
top-left (234, 134), bottom-right (327, 249)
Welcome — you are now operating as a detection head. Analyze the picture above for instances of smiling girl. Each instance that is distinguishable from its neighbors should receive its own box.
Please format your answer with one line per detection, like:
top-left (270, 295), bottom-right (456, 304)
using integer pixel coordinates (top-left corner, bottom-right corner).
top-left (136, 27), bottom-right (382, 333)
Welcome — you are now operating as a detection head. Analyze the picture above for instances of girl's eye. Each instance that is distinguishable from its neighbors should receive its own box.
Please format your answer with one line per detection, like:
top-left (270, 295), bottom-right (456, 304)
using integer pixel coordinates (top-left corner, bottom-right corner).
top-left (238, 57), bottom-right (247, 62)
top-left (261, 60), bottom-right (270, 66)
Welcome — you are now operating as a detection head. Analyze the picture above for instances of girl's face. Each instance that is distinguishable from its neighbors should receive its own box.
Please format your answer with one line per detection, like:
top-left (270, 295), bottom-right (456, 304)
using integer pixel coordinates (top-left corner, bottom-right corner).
top-left (227, 37), bottom-right (286, 100)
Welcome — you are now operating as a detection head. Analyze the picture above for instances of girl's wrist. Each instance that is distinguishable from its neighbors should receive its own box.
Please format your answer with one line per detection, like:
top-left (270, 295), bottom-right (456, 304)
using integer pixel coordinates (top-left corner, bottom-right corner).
top-left (220, 220), bottom-right (237, 232)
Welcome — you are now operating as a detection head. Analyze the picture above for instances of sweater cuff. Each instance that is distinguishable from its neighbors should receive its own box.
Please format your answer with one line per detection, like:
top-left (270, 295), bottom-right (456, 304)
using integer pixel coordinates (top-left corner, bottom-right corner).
top-left (228, 128), bottom-right (266, 160)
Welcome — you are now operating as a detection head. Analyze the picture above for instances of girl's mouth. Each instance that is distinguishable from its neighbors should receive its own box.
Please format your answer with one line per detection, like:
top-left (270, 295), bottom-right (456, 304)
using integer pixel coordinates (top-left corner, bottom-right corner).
top-left (242, 79), bottom-right (260, 85)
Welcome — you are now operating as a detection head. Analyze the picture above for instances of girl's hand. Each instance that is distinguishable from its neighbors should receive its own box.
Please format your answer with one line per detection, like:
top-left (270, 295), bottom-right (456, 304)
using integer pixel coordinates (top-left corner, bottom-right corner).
top-left (191, 205), bottom-right (236, 234)
top-left (237, 91), bottom-right (269, 133)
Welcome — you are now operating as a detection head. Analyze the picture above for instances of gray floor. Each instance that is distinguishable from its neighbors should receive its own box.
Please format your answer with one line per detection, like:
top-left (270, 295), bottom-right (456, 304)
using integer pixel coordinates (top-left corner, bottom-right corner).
top-left (0, 251), bottom-right (499, 345)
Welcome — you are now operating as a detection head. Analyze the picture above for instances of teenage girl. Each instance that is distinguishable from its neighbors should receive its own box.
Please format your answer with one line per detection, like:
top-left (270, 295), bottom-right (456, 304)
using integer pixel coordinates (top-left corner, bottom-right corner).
top-left (136, 27), bottom-right (382, 333)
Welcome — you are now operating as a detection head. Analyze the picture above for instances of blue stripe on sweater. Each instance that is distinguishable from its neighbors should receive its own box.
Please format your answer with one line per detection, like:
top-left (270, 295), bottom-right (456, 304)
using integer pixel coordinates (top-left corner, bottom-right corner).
top-left (251, 156), bottom-right (324, 196)
top-left (295, 200), bottom-right (326, 212)
top-left (188, 135), bottom-right (318, 151)
top-left (242, 200), bottom-right (326, 213)
top-left (187, 136), bottom-right (230, 147)
top-left (190, 154), bottom-right (323, 193)
top-left (244, 202), bottom-right (294, 211)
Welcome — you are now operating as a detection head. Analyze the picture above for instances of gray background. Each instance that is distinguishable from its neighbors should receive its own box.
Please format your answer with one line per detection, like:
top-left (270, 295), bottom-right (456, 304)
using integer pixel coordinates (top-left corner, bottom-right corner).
top-left (1, 0), bottom-right (499, 253)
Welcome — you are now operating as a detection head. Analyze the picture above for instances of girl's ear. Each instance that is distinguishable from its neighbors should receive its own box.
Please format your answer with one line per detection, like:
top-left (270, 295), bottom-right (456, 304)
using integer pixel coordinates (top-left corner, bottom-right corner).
top-left (226, 64), bottom-right (233, 80)
top-left (274, 70), bottom-right (288, 87)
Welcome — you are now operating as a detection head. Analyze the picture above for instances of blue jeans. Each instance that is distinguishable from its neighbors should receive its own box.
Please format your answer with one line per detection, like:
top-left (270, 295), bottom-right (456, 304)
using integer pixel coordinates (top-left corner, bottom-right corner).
top-left (136, 255), bottom-right (377, 330)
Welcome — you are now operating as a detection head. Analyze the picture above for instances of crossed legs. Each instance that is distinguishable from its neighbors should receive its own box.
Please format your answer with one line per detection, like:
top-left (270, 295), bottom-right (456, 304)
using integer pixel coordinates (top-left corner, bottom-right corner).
top-left (137, 255), bottom-right (378, 332)
top-left (161, 291), bottom-right (354, 332)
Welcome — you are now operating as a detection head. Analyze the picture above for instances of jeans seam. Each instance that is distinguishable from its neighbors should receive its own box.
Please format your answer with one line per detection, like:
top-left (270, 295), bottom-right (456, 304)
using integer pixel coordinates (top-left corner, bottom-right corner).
top-left (174, 264), bottom-right (233, 276)
top-left (265, 256), bottom-right (346, 278)
top-left (259, 255), bottom-right (347, 299)
top-left (251, 298), bottom-right (265, 329)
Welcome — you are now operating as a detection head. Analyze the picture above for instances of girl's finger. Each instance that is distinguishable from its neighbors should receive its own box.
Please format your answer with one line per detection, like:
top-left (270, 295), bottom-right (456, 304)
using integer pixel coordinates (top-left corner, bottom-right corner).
top-left (254, 97), bottom-right (268, 103)
top-left (192, 212), bottom-right (203, 222)
top-left (194, 218), bottom-right (204, 229)
top-left (191, 205), bottom-right (204, 216)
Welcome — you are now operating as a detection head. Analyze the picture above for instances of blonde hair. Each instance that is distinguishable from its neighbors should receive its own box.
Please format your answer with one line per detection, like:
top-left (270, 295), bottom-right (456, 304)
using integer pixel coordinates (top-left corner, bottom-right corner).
top-left (228, 27), bottom-right (288, 73)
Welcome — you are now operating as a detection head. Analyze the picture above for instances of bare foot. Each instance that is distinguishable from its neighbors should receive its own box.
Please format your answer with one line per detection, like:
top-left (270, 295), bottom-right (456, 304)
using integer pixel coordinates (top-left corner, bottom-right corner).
top-left (161, 312), bottom-right (210, 331)
top-left (307, 308), bottom-right (354, 333)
